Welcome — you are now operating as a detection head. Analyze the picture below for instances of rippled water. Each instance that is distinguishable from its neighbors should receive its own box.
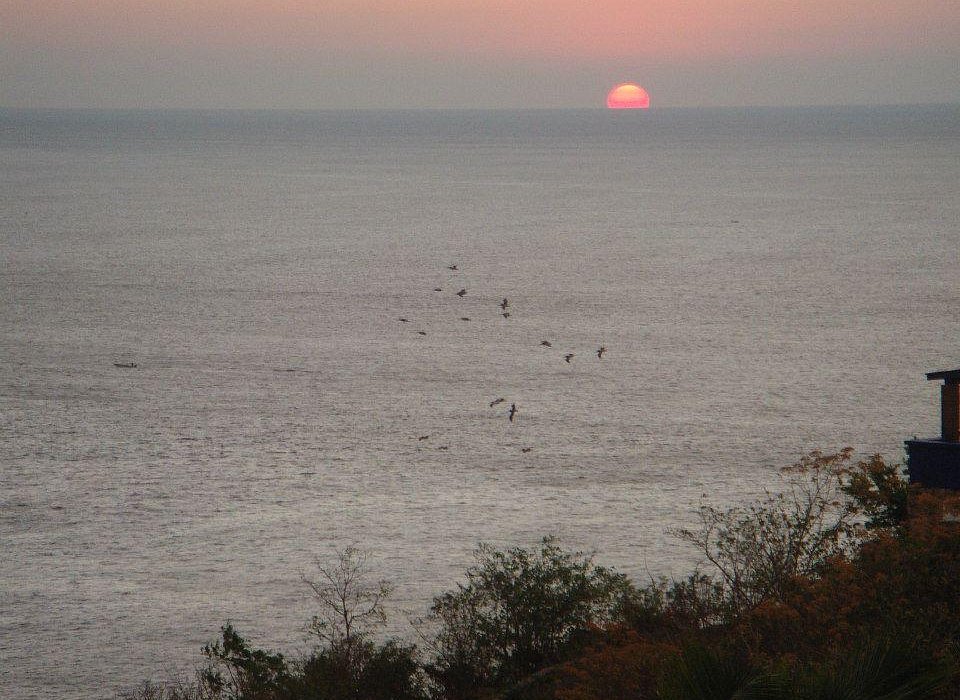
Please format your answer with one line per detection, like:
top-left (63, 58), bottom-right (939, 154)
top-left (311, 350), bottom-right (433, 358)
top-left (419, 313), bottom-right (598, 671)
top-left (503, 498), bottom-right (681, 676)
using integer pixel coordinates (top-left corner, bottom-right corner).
top-left (2, 107), bottom-right (959, 698)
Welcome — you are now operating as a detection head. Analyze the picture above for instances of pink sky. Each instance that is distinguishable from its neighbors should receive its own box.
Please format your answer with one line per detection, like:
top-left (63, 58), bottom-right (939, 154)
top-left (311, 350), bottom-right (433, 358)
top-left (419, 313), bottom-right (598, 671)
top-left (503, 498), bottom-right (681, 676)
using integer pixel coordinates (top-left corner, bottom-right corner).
top-left (2, 0), bottom-right (959, 107)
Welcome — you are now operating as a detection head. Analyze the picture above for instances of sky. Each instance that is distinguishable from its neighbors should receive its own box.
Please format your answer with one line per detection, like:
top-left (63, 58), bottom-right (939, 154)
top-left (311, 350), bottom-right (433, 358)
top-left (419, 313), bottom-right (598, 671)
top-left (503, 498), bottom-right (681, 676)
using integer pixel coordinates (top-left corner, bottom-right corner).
top-left (2, 0), bottom-right (959, 109)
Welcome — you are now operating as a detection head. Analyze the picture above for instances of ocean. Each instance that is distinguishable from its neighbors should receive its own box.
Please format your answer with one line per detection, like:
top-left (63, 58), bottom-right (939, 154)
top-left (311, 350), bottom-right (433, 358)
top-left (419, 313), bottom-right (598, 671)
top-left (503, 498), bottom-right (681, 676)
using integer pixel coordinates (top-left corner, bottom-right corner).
top-left (1, 106), bottom-right (959, 698)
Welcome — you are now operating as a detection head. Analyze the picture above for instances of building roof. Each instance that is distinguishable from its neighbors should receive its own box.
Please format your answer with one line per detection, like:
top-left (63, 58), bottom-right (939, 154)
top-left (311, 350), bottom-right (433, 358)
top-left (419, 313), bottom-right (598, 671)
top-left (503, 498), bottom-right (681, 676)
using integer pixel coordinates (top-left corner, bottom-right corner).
top-left (927, 369), bottom-right (960, 382)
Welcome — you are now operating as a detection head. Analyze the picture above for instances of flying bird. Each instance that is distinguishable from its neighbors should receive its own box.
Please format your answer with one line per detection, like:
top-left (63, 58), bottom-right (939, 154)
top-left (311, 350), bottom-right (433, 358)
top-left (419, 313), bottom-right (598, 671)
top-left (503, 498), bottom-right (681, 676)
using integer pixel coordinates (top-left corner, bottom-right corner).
top-left (597, 346), bottom-right (606, 359)
top-left (460, 317), bottom-right (471, 321)
top-left (564, 353), bottom-right (574, 363)
top-left (501, 312), bottom-right (511, 318)
top-left (489, 398), bottom-right (505, 407)
top-left (540, 341), bottom-right (552, 347)
top-left (508, 403), bottom-right (517, 422)
top-left (418, 435), bottom-right (430, 441)
top-left (521, 447), bottom-right (532, 453)
top-left (399, 318), bottom-right (409, 322)
top-left (433, 287), bottom-right (442, 292)
top-left (456, 289), bottom-right (467, 297)
top-left (499, 298), bottom-right (509, 310)
top-left (417, 331), bottom-right (427, 336)
top-left (448, 264), bottom-right (458, 270)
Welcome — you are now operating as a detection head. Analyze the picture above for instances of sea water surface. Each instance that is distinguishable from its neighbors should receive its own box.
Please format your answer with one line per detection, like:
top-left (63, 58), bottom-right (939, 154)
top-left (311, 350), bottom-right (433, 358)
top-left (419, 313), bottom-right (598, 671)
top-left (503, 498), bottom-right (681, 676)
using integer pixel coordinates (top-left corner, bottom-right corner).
top-left (1, 106), bottom-right (959, 698)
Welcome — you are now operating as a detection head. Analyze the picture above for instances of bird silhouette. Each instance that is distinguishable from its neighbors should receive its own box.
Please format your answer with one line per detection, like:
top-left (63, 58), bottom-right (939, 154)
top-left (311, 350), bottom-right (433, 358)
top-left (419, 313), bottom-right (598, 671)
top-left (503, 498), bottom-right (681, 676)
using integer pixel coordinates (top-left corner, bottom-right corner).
top-left (597, 346), bottom-right (606, 359)
top-left (399, 318), bottom-right (410, 322)
top-left (433, 287), bottom-right (442, 292)
top-left (499, 298), bottom-right (509, 310)
top-left (417, 331), bottom-right (427, 336)
top-left (508, 403), bottom-right (517, 422)
top-left (489, 398), bottom-right (505, 407)
top-left (418, 435), bottom-right (430, 441)
top-left (460, 317), bottom-right (471, 321)
top-left (521, 447), bottom-right (532, 453)
top-left (456, 289), bottom-right (467, 297)
top-left (438, 445), bottom-right (449, 450)
top-left (448, 264), bottom-right (458, 270)
top-left (564, 353), bottom-right (574, 363)
top-left (540, 340), bottom-right (552, 347)
top-left (501, 312), bottom-right (511, 318)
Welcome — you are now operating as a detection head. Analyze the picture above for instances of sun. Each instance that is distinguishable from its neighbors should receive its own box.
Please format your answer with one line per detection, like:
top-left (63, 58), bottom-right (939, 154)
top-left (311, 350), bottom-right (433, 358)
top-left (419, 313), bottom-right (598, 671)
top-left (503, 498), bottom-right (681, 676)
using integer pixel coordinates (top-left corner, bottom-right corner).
top-left (606, 83), bottom-right (650, 110)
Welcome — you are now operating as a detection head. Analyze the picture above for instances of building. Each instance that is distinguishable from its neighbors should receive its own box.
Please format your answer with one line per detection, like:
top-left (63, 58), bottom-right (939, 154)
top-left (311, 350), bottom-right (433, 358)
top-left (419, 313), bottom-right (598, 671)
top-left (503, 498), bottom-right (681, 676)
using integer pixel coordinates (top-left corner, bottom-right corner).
top-left (905, 369), bottom-right (960, 490)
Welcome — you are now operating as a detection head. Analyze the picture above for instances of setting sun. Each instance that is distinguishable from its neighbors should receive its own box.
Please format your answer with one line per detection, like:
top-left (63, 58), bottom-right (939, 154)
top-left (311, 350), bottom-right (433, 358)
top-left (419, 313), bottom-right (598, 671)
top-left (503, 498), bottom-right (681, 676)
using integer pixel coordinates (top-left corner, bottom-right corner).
top-left (606, 83), bottom-right (650, 109)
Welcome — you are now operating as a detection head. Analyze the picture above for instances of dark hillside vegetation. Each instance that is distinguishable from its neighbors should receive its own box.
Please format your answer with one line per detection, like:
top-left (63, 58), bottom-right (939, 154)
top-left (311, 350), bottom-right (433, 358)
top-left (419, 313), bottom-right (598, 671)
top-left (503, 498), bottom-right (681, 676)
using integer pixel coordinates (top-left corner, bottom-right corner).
top-left (122, 450), bottom-right (960, 700)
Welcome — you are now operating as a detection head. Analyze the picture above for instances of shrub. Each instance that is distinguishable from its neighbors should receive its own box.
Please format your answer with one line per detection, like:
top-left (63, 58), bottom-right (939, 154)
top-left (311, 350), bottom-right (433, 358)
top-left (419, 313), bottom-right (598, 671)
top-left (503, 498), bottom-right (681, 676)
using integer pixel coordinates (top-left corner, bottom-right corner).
top-left (800, 635), bottom-right (955, 700)
top-left (657, 645), bottom-right (789, 700)
top-left (841, 453), bottom-right (910, 530)
top-left (297, 547), bottom-right (426, 700)
top-left (302, 547), bottom-right (393, 669)
top-left (674, 449), bottom-right (866, 620)
top-left (425, 536), bottom-right (633, 697)
top-left (198, 624), bottom-right (292, 700)
top-left (296, 639), bottom-right (426, 700)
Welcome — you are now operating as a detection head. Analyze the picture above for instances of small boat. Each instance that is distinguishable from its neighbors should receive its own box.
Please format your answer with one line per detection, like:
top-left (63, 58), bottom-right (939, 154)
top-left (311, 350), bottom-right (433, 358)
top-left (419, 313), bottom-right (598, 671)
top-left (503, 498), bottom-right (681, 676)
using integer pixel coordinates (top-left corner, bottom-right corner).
top-left (113, 362), bottom-right (138, 369)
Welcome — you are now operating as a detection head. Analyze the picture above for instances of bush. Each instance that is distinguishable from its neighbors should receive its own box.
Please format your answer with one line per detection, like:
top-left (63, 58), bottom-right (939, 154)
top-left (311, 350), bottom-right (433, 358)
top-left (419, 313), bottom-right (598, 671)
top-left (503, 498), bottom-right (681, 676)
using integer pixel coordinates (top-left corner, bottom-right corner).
top-left (297, 640), bottom-right (426, 700)
top-left (800, 635), bottom-right (955, 700)
top-left (674, 449), bottom-right (866, 621)
top-left (122, 451), bottom-right (960, 700)
top-left (425, 536), bottom-right (633, 697)
top-left (840, 452), bottom-right (910, 529)
top-left (198, 624), bottom-right (292, 700)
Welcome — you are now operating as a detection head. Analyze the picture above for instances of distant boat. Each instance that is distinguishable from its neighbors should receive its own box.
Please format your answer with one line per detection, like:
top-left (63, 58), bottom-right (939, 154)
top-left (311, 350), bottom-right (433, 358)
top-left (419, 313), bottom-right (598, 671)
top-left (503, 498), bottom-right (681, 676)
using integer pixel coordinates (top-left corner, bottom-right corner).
top-left (113, 362), bottom-right (138, 368)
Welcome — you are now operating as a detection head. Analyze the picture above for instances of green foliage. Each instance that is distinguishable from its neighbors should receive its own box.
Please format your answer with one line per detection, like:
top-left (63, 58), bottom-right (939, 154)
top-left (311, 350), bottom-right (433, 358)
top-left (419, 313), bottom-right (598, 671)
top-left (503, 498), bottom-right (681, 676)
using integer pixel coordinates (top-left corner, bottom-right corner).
top-left (426, 536), bottom-right (632, 696)
top-left (800, 636), bottom-right (955, 700)
top-left (122, 450), bottom-right (960, 700)
top-left (297, 640), bottom-right (426, 700)
top-left (199, 624), bottom-right (291, 700)
top-left (658, 645), bottom-right (789, 700)
top-left (841, 453), bottom-right (910, 529)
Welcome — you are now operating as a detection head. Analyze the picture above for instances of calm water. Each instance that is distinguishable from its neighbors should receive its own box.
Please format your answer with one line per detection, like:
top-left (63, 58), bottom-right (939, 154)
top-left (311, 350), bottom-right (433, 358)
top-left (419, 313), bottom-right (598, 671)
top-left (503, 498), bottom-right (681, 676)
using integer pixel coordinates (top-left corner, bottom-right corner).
top-left (2, 107), bottom-right (959, 698)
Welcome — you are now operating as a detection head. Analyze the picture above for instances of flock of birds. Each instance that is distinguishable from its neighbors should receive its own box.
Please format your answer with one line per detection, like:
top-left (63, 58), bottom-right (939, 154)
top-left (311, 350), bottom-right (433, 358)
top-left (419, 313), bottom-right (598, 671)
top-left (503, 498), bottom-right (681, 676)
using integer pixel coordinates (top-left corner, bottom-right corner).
top-left (400, 263), bottom-right (609, 452)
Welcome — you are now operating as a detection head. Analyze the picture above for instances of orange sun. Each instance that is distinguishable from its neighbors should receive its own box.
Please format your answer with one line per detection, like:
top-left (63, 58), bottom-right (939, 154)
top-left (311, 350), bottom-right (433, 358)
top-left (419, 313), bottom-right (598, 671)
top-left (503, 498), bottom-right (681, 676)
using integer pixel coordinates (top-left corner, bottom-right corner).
top-left (606, 83), bottom-right (650, 109)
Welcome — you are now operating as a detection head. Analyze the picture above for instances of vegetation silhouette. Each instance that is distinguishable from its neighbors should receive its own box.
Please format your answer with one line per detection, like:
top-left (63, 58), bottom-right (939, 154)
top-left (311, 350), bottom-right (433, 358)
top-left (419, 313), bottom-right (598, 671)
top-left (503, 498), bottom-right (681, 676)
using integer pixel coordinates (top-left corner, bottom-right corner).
top-left (121, 450), bottom-right (960, 700)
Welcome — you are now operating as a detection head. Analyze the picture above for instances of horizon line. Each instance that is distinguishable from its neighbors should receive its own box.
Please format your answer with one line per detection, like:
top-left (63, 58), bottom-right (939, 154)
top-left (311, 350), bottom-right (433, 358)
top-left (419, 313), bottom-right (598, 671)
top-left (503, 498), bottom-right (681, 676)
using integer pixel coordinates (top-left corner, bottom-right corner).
top-left (2, 101), bottom-right (959, 114)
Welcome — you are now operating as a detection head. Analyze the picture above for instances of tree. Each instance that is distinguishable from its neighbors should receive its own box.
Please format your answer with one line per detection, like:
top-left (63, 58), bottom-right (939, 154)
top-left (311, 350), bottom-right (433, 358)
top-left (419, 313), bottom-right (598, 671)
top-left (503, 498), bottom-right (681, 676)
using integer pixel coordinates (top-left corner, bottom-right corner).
top-left (674, 449), bottom-right (865, 620)
top-left (425, 536), bottom-right (633, 697)
top-left (297, 639), bottom-right (425, 700)
top-left (301, 547), bottom-right (393, 668)
top-left (198, 624), bottom-right (291, 700)
top-left (841, 452), bottom-right (909, 529)
top-left (299, 547), bottom-right (426, 700)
